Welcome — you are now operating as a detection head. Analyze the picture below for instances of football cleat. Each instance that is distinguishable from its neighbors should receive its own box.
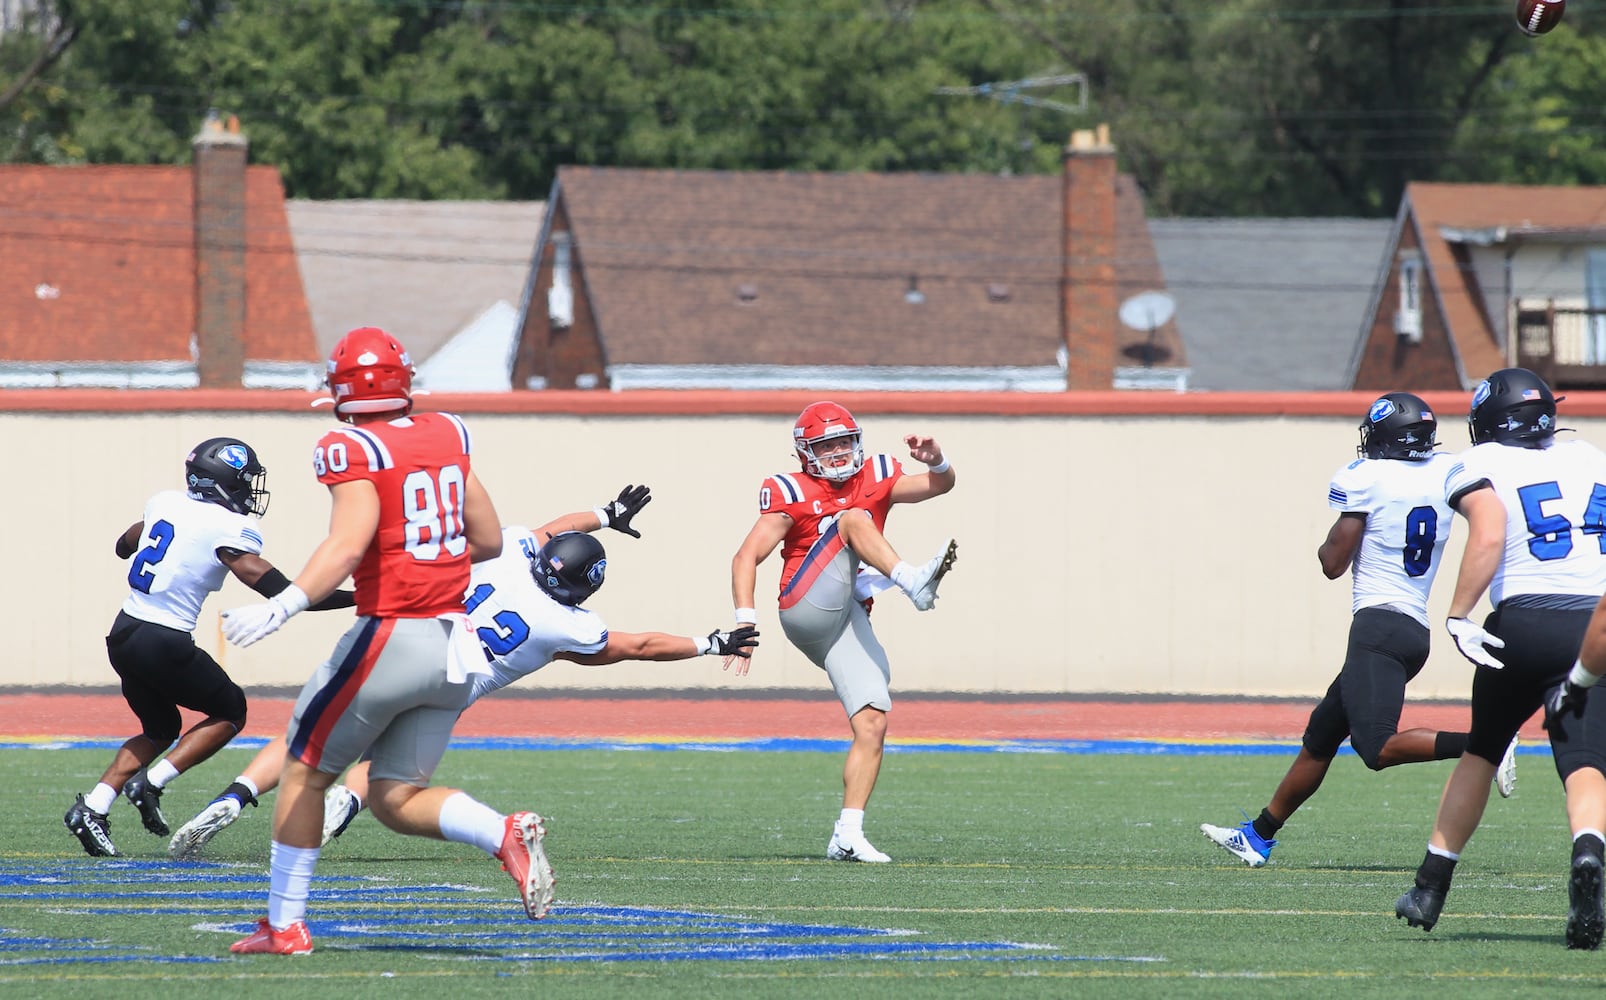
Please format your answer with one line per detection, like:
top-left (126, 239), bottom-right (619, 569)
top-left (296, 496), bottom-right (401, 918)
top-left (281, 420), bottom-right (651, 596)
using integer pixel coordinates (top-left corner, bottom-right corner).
top-left (1395, 885), bottom-right (1446, 932)
top-left (167, 796), bottom-right (242, 860)
top-left (826, 827), bottom-right (891, 863)
top-left (908, 539), bottom-right (958, 611)
top-left (1200, 820), bottom-right (1274, 867)
top-left (229, 918), bottom-right (313, 955)
top-left (497, 811), bottom-right (556, 920)
top-left (1567, 854), bottom-right (1605, 950)
top-left (321, 785), bottom-right (361, 846)
top-left (1496, 735), bottom-right (1518, 799)
top-left (64, 795), bottom-right (119, 858)
top-left (123, 768), bottom-right (169, 836)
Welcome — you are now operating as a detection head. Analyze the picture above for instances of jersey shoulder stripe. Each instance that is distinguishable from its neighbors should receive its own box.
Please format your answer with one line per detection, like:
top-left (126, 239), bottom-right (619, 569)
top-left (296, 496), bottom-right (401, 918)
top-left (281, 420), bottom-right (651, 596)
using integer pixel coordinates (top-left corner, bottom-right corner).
top-left (772, 473), bottom-right (803, 504)
top-left (1328, 487), bottom-right (1347, 505)
top-left (871, 454), bottom-right (894, 481)
top-left (242, 525), bottom-right (263, 547)
top-left (333, 426), bottom-right (393, 470)
top-left (438, 412), bottom-right (472, 454)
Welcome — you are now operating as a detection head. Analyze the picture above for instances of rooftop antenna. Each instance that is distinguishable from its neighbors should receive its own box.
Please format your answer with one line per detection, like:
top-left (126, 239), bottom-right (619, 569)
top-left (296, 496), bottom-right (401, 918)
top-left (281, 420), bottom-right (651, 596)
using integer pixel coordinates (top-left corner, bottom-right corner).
top-left (934, 73), bottom-right (1089, 116)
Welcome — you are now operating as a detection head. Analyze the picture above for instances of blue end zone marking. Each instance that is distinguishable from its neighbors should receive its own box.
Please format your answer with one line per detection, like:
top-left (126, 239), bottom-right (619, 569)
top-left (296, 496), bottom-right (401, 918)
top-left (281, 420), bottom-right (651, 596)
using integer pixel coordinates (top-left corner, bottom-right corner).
top-left (1, 735), bottom-right (1552, 757)
top-left (0, 861), bottom-right (1161, 965)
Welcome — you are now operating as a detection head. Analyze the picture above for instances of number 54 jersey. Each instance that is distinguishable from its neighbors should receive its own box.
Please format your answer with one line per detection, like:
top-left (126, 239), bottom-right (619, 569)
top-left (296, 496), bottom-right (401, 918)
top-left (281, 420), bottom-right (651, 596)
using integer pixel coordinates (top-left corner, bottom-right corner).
top-left (1445, 439), bottom-right (1606, 606)
top-left (1328, 452), bottom-right (1455, 626)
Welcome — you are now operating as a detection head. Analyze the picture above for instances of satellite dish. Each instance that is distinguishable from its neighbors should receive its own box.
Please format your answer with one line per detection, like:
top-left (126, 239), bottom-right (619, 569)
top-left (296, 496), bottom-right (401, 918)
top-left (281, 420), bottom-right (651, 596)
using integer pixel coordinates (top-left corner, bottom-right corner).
top-left (1118, 291), bottom-right (1176, 332)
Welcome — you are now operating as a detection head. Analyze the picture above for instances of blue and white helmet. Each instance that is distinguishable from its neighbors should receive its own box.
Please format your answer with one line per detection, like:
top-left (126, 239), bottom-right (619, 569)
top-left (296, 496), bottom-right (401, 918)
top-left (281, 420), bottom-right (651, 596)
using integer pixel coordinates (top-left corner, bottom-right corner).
top-left (185, 437), bottom-right (269, 516)
top-left (531, 531), bottom-right (607, 606)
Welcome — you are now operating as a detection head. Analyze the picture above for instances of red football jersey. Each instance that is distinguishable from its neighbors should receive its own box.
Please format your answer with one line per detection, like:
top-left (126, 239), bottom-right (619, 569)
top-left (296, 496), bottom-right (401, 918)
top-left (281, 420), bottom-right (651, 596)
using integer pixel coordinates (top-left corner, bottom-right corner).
top-left (759, 454), bottom-right (903, 609)
top-left (312, 412), bottom-right (476, 618)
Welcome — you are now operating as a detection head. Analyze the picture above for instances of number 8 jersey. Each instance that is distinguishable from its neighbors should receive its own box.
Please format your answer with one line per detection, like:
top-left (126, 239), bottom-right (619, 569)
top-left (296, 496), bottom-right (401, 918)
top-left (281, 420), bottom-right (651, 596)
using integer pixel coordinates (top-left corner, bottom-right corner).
top-left (1445, 439), bottom-right (1606, 606)
top-left (1328, 452), bottom-right (1455, 626)
top-left (313, 412), bottom-right (476, 618)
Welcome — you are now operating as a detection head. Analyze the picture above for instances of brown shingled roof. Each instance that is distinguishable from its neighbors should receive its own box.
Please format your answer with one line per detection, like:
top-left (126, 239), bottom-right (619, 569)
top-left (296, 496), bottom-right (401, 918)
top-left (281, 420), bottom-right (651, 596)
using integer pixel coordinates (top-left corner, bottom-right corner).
top-left (0, 164), bottom-right (315, 364)
top-left (551, 165), bottom-right (1179, 373)
top-left (1405, 182), bottom-right (1606, 383)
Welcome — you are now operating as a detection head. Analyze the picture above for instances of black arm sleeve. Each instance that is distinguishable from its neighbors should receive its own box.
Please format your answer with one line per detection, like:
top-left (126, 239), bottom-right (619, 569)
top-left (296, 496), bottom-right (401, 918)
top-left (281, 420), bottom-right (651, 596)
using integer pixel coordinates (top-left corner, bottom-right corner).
top-left (248, 566), bottom-right (294, 598)
top-left (308, 590), bottom-right (358, 612)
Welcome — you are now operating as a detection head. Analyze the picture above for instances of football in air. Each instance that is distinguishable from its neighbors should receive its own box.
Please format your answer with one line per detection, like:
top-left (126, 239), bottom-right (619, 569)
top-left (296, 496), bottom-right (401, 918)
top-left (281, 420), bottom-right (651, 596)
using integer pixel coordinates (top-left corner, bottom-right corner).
top-left (1515, 0), bottom-right (1565, 35)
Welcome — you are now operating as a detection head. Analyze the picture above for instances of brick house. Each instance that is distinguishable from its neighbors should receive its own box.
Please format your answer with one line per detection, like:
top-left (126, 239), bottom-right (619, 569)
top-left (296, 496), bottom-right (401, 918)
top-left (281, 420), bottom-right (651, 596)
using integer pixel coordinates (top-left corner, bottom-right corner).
top-left (512, 127), bottom-right (1186, 392)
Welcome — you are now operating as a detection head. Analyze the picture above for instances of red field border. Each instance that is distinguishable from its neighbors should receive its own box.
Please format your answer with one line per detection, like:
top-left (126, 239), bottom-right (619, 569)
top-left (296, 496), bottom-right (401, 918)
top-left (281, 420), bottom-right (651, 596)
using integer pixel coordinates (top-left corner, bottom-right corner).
top-left (0, 691), bottom-right (1550, 743)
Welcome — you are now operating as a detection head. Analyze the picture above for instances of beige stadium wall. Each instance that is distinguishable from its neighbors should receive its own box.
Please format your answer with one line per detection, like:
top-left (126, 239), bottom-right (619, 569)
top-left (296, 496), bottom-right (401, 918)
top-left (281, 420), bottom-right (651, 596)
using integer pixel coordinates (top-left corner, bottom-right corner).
top-left (11, 388), bottom-right (1606, 700)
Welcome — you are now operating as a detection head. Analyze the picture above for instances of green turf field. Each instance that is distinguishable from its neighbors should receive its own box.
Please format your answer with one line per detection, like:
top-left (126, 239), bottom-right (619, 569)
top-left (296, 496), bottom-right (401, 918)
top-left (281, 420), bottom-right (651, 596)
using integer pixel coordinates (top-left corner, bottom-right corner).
top-left (3, 744), bottom-right (1602, 997)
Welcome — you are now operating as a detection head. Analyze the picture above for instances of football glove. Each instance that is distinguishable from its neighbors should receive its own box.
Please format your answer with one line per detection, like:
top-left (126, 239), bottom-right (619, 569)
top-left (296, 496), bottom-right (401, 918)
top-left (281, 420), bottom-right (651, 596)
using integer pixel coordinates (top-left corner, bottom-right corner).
top-left (598, 484), bottom-right (652, 538)
top-left (222, 586), bottom-right (309, 648)
top-left (1544, 681), bottom-right (1590, 740)
top-left (705, 625), bottom-right (759, 658)
top-left (1446, 616), bottom-right (1506, 670)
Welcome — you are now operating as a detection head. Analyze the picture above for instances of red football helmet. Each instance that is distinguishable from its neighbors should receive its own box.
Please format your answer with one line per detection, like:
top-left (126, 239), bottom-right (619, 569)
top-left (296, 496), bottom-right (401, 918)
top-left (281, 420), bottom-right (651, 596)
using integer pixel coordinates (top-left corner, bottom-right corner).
top-left (793, 401), bottom-right (864, 482)
top-left (326, 326), bottom-right (414, 421)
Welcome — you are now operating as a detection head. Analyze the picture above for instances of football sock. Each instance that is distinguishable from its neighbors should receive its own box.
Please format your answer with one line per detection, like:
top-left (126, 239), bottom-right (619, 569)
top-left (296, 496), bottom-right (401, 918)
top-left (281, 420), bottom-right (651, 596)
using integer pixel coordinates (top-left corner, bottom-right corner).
top-left (837, 808), bottom-right (866, 836)
top-left (1574, 831), bottom-right (1606, 863)
top-left (147, 759), bottom-right (180, 788)
top-left (889, 562), bottom-right (919, 593)
top-left (1418, 848), bottom-right (1458, 891)
top-left (267, 841), bottom-right (319, 929)
top-left (1252, 809), bottom-right (1282, 841)
top-left (85, 784), bottom-right (117, 814)
top-left (1433, 732), bottom-right (1469, 759)
top-left (438, 792), bottom-right (506, 856)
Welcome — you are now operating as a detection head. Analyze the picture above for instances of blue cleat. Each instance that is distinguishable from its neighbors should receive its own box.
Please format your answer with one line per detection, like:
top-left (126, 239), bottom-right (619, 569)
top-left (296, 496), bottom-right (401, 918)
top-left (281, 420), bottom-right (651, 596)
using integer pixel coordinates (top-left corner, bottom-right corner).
top-left (1200, 818), bottom-right (1275, 867)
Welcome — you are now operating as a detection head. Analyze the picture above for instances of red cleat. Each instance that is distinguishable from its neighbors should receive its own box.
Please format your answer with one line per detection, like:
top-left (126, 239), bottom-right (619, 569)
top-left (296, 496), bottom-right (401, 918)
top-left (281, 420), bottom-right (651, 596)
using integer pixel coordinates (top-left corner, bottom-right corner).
top-left (496, 811), bottom-right (555, 919)
top-left (229, 918), bottom-right (313, 955)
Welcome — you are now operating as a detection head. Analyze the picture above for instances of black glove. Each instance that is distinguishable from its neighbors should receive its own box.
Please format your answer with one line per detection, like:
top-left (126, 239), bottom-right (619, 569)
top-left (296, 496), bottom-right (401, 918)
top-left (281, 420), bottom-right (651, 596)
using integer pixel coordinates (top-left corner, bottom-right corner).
top-left (600, 484), bottom-right (652, 538)
top-left (1544, 681), bottom-right (1590, 739)
top-left (707, 625), bottom-right (759, 658)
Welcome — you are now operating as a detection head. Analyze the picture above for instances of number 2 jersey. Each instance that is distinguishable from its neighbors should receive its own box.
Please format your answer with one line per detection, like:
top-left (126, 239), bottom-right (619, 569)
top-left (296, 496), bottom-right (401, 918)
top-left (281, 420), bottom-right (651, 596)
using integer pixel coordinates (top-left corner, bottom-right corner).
top-left (121, 490), bottom-right (264, 632)
top-left (313, 412), bottom-right (476, 619)
top-left (1444, 438), bottom-right (1606, 606)
top-left (1327, 453), bottom-right (1455, 627)
top-left (759, 455), bottom-right (904, 610)
top-left (462, 526), bottom-right (609, 701)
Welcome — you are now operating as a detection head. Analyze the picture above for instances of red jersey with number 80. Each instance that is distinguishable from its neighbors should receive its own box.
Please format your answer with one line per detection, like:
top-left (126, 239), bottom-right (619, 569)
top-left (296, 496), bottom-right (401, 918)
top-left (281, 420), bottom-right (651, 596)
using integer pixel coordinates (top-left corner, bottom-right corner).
top-left (312, 412), bottom-right (475, 618)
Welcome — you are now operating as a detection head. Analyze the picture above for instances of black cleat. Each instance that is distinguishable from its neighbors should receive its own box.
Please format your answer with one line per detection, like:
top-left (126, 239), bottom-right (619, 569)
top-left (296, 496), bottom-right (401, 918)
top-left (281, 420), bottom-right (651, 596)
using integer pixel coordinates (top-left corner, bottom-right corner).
top-left (123, 768), bottom-right (169, 836)
top-left (64, 794), bottom-right (120, 857)
top-left (1567, 854), bottom-right (1605, 950)
top-left (1395, 885), bottom-right (1445, 932)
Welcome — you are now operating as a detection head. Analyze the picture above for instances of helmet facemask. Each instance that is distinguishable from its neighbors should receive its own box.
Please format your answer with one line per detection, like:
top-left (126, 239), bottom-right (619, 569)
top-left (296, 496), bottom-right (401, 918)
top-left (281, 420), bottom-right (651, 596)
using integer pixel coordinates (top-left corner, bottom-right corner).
top-left (798, 428), bottom-right (864, 482)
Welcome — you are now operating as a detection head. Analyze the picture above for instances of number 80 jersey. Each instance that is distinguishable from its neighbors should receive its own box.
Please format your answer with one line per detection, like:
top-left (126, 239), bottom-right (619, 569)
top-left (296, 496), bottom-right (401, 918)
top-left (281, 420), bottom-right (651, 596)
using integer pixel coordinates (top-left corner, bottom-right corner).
top-left (1328, 453), bottom-right (1455, 626)
top-left (313, 412), bottom-right (476, 618)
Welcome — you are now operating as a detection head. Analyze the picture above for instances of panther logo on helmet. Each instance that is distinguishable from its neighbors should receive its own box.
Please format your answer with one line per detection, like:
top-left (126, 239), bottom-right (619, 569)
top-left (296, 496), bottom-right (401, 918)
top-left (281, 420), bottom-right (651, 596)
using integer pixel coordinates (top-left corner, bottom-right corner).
top-left (186, 437), bottom-right (270, 516)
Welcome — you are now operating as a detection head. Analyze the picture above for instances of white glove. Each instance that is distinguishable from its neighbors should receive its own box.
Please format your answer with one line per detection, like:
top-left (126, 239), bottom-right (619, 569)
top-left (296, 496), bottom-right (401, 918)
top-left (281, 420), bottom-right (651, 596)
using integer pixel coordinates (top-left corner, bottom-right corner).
top-left (222, 585), bottom-right (309, 648)
top-left (1446, 616), bottom-right (1506, 669)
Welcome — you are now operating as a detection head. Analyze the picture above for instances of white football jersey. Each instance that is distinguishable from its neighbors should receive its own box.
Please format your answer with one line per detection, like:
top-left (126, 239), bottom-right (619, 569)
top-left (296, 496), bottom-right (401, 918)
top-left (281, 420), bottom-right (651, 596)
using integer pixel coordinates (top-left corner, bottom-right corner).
top-left (463, 527), bottom-right (609, 703)
top-left (1327, 453), bottom-right (1455, 626)
top-left (121, 490), bottom-right (264, 632)
top-left (1444, 439), bottom-right (1606, 605)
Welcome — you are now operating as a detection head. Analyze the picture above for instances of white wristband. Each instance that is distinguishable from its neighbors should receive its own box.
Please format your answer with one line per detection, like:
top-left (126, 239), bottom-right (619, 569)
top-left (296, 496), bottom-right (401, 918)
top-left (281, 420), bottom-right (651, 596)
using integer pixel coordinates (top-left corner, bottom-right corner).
top-left (592, 506), bottom-right (611, 528)
top-left (735, 607), bottom-right (756, 624)
top-left (927, 457), bottom-right (951, 474)
top-left (694, 634), bottom-right (713, 656)
top-left (1569, 660), bottom-right (1601, 689)
top-left (274, 584), bottom-right (311, 618)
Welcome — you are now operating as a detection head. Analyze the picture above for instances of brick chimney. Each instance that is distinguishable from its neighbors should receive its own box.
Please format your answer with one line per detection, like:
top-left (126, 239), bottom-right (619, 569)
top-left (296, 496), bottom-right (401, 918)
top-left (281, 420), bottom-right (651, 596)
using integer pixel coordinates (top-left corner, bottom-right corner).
top-left (193, 112), bottom-right (248, 388)
top-left (1062, 124), bottom-right (1117, 390)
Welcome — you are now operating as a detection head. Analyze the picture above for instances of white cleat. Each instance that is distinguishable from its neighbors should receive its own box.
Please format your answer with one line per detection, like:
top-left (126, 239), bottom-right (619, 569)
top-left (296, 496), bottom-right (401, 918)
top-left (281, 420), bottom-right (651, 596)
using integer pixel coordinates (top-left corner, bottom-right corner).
top-left (1199, 821), bottom-right (1273, 867)
top-left (168, 797), bottom-right (242, 860)
top-left (322, 784), bottom-right (362, 846)
top-left (1496, 735), bottom-right (1518, 799)
top-left (908, 539), bottom-right (958, 611)
top-left (826, 828), bottom-right (891, 863)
